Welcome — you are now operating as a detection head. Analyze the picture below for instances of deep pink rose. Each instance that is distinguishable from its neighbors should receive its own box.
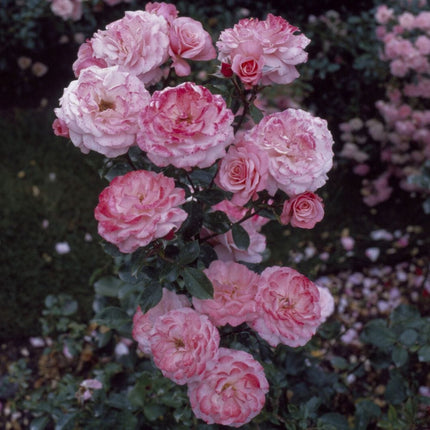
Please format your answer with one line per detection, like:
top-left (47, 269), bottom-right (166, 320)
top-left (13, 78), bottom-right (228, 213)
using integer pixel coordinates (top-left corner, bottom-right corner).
top-left (249, 266), bottom-right (322, 347)
top-left (52, 118), bottom-right (69, 138)
top-left (145, 1), bottom-right (178, 24)
top-left (94, 170), bottom-right (187, 253)
top-left (72, 40), bottom-right (108, 77)
top-left (137, 82), bottom-right (234, 170)
top-left (246, 108), bottom-right (334, 196)
top-left (192, 260), bottom-right (259, 327)
top-left (215, 139), bottom-right (269, 205)
top-left (91, 10), bottom-right (170, 83)
top-left (217, 14), bottom-right (310, 86)
top-left (280, 192), bottom-right (324, 229)
top-left (187, 347), bottom-right (269, 427)
top-left (169, 17), bottom-right (216, 76)
top-left (149, 308), bottom-right (220, 385)
top-left (54, 66), bottom-right (151, 158)
top-left (206, 201), bottom-right (267, 264)
top-left (132, 288), bottom-right (191, 355)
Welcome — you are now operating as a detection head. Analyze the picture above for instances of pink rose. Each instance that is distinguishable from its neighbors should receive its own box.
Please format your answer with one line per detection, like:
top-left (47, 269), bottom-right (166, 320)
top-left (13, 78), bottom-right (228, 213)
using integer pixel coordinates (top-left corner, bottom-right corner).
top-left (72, 40), bottom-right (108, 77)
top-left (249, 266), bottom-right (322, 347)
top-left (192, 260), bottom-right (259, 327)
top-left (137, 82), bottom-right (234, 170)
top-left (280, 192), bottom-right (324, 229)
top-left (215, 139), bottom-right (269, 205)
top-left (94, 170), bottom-right (187, 253)
top-left (317, 286), bottom-right (335, 323)
top-left (132, 288), bottom-right (191, 355)
top-left (206, 201), bottom-right (267, 264)
top-left (169, 17), bottom-right (216, 76)
top-left (52, 118), bottom-right (69, 138)
top-left (48, 0), bottom-right (82, 21)
top-left (145, 1), bottom-right (178, 24)
top-left (149, 308), bottom-right (220, 385)
top-left (246, 108), bottom-right (334, 196)
top-left (54, 66), bottom-right (151, 158)
top-left (187, 347), bottom-right (269, 427)
top-left (217, 14), bottom-right (310, 86)
top-left (91, 10), bottom-right (170, 83)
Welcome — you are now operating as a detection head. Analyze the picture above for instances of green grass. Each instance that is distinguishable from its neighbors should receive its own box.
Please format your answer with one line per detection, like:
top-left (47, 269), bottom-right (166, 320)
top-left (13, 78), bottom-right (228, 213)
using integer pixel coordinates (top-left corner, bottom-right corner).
top-left (0, 109), bottom-right (109, 340)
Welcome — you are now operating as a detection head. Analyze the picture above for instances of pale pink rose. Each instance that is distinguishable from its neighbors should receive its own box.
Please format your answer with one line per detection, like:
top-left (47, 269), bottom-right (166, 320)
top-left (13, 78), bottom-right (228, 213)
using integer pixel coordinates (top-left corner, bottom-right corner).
top-left (94, 170), bottom-right (187, 253)
top-left (375, 5), bottom-right (394, 24)
top-left (415, 35), bottom-right (430, 55)
top-left (169, 17), bottom-right (216, 76)
top-left (54, 66), bottom-right (151, 158)
top-left (91, 10), bottom-right (170, 83)
top-left (249, 266), bottom-right (322, 347)
top-left (49, 0), bottom-right (82, 21)
top-left (52, 118), bottom-right (69, 138)
top-left (192, 260), bottom-right (259, 327)
top-left (149, 308), bottom-right (220, 385)
top-left (280, 192), bottom-right (324, 229)
top-left (145, 1), bottom-right (178, 24)
top-left (215, 139), bottom-right (269, 205)
top-left (72, 40), bottom-right (108, 77)
top-left (78, 379), bottom-right (103, 402)
top-left (398, 12), bottom-right (415, 30)
top-left (137, 82), bottom-right (234, 170)
top-left (246, 108), bottom-right (334, 196)
top-left (132, 288), bottom-right (191, 355)
top-left (317, 286), bottom-right (335, 323)
top-left (187, 347), bottom-right (269, 427)
top-left (217, 14), bottom-right (310, 86)
top-left (206, 200), bottom-right (267, 264)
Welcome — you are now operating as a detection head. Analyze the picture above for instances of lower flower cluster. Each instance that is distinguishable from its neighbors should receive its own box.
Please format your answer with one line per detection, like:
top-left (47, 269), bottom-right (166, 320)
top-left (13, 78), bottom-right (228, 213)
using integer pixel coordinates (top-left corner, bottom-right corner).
top-left (132, 261), bottom-right (334, 426)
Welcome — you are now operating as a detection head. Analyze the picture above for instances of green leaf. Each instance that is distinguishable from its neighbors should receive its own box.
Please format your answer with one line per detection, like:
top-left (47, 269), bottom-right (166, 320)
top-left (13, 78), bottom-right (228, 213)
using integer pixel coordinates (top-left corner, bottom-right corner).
top-left (385, 372), bottom-right (406, 405)
top-left (203, 210), bottom-right (231, 234)
top-left (94, 276), bottom-right (123, 298)
top-left (196, 188), bottom-right (228, 205)
top-left (143, 404), bottom-right (166, 421)
top-left (318, 413), bottom-right (350, 430)
top-left (231, 223), bottom-right (250, 250)
top-left (360, 319), bottom-right (396, 349)
top-left (354, 400), bottom-right (381, 430)
top-left (93, 307), bottom-right (131, 335)
top-left (249, 103), bottom-right (264, 124)
top-left (179, 201), bottom-right (203, 240)
top-left (30, 416), bottom-right (50, 430)
top-left (399, 329), bottom-right (418, 347)
top-left (182, 267), bottom-right (213, 299)
top-left (391, 345), bottom-right (408, 367)
top-left (418, 345), bottom-right (430, 362)
top-left (177, 241), bottom-right (200, 266)
top-left (138, 282), bottom-right (163, 313)
top-left (54, 412), bottom-right (77, 430)
top-left (330, 356), bottom-right (349, 370)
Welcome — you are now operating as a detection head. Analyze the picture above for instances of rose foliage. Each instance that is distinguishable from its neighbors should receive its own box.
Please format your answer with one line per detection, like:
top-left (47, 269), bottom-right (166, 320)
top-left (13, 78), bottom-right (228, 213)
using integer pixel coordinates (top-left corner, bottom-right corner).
top-left (54, 2), bottom-right (336, 427)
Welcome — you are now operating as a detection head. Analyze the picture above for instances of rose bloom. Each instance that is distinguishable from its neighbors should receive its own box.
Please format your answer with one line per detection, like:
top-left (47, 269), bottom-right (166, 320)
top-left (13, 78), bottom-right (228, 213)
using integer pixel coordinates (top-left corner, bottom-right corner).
top-left (52, 118), bottom-right (69, 138)
top-left (137, 82), bottom-right (234, 170)
top-left (49, 0), bottom-right (82, 21)
top-left (192, 260), bottom-right (259, 327)
top-left (187, 347), bottom-right (269, 427)
top-left (215, 138), bottom-right (269, 205)
top-left (149, 308), bottom-right (220, 385)
top-left (206, 200), bottom-right (267, 264)
top-left (132, 288), bottom-right (191, 355)
top-left (246, 108), bottom-right (334, 196)
top-left (317, 285), bottom-right (335, 323)
top-left (169, 17), bottom-right (216, 76)
top-left (217, 14), bottom-right (310, 86)
top-left (145, 1), bottom-right (178, 24)
top-left (280, 191), bottom-right (324, 229)
top-left (72, 40), bottom-right (108, 77)
top-left (94, 170), bottom-right (187, 253)
top-left (54, 66), bottom-right (151, 158)
top-left (249, 266), bottom-right (322, 347)
top-left (91, 10), bottom-right (170, 83)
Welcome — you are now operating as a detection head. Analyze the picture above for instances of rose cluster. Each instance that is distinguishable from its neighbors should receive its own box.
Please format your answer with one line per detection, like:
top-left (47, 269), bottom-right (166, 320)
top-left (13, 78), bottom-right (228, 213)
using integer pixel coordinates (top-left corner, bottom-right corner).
top-left (132, 265), bottom-right (334, 426)
top-left (53, 2), bottom-right (336, 427)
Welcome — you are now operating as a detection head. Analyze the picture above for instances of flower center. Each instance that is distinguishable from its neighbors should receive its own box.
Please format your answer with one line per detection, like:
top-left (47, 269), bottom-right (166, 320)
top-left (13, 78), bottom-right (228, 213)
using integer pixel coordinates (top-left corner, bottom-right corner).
top-left (98, 99), bottom-right (115, 112)
top-left (174, 338), bottom-right (185, 349)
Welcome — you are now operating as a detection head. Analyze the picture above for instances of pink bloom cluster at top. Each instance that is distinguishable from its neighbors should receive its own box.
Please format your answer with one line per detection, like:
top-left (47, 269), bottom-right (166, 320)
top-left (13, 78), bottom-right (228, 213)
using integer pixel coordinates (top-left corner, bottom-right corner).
top-left (217, 14), bottom-right (310, 87)
top-left (132, 288), bottom-right (269, 427)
